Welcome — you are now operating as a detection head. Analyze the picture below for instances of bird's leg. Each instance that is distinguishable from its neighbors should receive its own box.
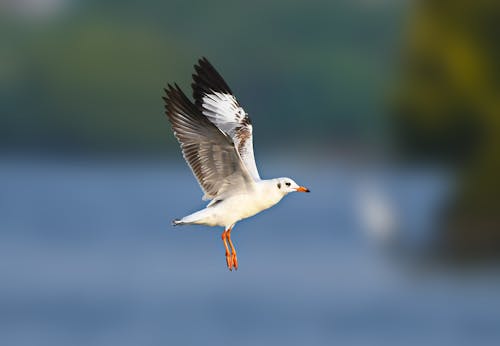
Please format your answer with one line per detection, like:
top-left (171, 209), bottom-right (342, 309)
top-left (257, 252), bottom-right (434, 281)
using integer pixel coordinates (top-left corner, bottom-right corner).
top-left (226, 227), bottom-right (238, 270)
top-left (221, 229), bottom-right (232, 270)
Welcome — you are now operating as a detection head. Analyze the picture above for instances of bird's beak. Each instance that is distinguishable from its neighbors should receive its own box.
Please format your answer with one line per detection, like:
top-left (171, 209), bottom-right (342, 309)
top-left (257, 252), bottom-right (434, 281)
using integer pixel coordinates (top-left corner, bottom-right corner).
top-left (295, 186), bottom-right (310, 193)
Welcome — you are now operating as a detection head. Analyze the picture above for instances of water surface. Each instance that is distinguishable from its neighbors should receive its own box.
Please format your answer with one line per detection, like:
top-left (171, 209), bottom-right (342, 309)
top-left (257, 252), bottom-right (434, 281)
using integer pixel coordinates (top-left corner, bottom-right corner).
top-left (1, 158), bottom-right (499, 346)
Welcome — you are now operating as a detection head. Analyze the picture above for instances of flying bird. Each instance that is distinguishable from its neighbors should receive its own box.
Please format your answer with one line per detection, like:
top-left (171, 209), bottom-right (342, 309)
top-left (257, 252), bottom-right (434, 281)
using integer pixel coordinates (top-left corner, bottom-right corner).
top-left (163, 58), bottom-right (309, 271)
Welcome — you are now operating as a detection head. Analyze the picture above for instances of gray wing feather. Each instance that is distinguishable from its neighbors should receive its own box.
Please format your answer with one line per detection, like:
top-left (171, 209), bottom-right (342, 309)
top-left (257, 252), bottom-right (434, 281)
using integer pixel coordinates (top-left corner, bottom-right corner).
top-left (192, 58), bottom-right (261, 181)
top-left (163, 84), bottom-right (254, 200)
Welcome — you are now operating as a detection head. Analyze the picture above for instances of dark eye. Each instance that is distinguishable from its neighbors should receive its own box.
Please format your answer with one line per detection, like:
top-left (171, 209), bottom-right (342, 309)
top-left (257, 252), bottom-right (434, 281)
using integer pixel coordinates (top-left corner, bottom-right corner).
top-left (285, 182), bottom-right (291, 187)
top-left (277, 183), bottom-right (281, 189)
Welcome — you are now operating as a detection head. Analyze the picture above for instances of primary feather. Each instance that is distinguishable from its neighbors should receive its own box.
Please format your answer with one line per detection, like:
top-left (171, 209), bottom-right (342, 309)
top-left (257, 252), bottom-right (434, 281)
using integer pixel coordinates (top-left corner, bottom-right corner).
top-left (163, 83), bottom-right (254, 201)
top-left (192, 58), bottom-right (261, 181)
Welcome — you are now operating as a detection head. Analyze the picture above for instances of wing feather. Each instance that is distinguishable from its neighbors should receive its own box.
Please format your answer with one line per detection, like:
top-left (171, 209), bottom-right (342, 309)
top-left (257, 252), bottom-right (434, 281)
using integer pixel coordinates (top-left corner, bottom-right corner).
top-left (163, 84), bottom-right (254, 200)
top-left (191, 58), bottom-right (261, 181)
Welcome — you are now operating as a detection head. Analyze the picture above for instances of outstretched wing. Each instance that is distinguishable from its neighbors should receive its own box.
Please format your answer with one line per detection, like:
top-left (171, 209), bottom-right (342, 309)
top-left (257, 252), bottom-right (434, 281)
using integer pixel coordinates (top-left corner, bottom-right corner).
top-left (191, 57), bottom-right (261, 181)
top-left (163, 84), bottom-right (254, 200)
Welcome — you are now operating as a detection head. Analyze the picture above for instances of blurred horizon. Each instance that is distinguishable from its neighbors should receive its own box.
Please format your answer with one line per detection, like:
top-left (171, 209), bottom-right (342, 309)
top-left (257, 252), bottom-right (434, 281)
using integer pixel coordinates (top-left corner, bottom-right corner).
top-left (1, 0), bottom-right (410, 155)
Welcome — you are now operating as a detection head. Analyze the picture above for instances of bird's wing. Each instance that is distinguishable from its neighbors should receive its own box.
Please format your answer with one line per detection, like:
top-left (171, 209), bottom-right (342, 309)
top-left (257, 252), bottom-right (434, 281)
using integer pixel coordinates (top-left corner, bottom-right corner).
top-left (191, 57), bottom-right (261, 181)
top-left (163, 84), bottom-right (255, 200)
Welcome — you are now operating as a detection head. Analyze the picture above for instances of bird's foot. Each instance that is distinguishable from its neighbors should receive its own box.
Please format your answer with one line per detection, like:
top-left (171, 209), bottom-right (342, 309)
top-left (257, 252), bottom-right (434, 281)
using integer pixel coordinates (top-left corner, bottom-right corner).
top-left (225, 252), bottom-right (233, 271)
top-left (231, 253), bottom-right (238, 270)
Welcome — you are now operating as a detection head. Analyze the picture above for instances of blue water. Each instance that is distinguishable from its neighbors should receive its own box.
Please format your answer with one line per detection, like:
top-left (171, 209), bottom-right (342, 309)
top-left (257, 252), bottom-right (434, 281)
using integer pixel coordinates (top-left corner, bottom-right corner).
top-left (1, 157), bottom-right (499, 346)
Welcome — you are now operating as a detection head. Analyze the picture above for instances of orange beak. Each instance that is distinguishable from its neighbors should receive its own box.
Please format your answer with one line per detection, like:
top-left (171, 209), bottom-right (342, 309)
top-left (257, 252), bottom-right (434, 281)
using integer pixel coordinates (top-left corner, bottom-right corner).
top-left (295, 186), bottom-right (310, 193)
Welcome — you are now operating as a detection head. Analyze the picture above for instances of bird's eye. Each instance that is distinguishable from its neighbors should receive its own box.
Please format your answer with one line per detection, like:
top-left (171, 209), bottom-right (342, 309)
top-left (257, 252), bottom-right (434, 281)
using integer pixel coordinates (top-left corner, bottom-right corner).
top-left (277, 183), bottom-right (281, 189)
top-left (285, 182), bottom-right (291, 187)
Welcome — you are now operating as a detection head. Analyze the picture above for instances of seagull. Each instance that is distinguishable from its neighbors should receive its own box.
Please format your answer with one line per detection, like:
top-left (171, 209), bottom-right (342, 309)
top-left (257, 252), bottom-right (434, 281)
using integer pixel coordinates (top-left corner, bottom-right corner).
top-left (163, 57), bottom-right (310, 271)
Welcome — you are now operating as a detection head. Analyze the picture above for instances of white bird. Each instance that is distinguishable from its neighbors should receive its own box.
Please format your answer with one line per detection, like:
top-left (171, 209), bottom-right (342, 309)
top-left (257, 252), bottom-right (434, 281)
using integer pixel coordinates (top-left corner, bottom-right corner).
top-left (163, 57), bottom-right (310, 271)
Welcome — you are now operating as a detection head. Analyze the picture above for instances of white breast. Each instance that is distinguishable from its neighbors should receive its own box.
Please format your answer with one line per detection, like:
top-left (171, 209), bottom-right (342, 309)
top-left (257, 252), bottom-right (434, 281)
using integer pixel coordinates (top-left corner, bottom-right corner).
top-left (204, 181), bottom-right (283, 227)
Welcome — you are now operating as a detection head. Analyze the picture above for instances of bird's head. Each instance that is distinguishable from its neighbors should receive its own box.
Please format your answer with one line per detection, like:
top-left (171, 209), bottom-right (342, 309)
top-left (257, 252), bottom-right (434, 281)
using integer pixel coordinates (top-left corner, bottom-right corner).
top-left (275, 178), bottom-right (310, 195)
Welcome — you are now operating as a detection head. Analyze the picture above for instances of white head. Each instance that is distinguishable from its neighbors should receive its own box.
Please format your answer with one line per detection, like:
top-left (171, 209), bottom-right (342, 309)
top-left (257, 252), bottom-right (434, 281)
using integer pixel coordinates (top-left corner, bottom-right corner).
top-left (274, 177), bottom-right (310, 195)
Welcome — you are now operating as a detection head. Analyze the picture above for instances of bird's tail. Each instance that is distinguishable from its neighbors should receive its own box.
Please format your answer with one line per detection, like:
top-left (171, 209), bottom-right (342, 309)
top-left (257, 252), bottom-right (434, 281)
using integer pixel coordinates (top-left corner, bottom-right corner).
top-left (172, 218), bottom-right (184, 226)
top-left (172, 209), bottom-right (211, 227)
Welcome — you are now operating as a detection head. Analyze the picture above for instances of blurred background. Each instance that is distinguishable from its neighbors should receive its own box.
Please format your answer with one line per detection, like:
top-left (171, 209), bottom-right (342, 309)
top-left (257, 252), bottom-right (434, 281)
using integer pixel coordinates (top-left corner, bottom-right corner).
top-left (1, 0), bottom-right (500, 345)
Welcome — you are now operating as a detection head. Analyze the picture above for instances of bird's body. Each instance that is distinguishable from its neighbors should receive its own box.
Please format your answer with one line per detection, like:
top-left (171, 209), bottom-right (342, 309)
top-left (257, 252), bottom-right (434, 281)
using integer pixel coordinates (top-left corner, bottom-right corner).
top-left (174, 178), bottom-right (287, 227)
top-left (163, 58), bottom-right (309, 270)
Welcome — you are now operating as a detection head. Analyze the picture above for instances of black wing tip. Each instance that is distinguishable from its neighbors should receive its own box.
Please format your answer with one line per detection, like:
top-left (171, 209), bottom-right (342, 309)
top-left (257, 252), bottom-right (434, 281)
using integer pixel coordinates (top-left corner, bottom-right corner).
top-left (163, 84), bottom-right (176, 101)
top-left (172, 218), bottom-right (184, 226)
top-left (162, 84), bottom-right (176, 108)
top-left (195, 56), bottom-right (212, 71)
top-left (163, 83), bottom-right (186, 118)
top-left (196, 56), bottom-right (209, 67)
top-left (163, 57), bottom-right (234, 118)
top-left (163, 83), bottom-right (185, 102)
top-left (192, 56), bottom-right (233, 102)
top-left (163, 79), bottom-right (210, 130)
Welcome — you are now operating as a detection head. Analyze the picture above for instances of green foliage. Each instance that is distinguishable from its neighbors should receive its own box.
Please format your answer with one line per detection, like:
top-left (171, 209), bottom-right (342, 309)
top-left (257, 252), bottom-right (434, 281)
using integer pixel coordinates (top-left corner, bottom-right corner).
top-left (0, 1), bottom-right (408, 153)
top-left (392, 0), bottom-right (500, 258)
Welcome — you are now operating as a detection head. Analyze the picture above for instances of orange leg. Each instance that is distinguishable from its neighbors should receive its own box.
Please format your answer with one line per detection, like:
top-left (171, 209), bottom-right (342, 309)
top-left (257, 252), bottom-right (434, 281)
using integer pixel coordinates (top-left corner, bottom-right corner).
top-left (221, 229), bottom-right (232, 270)
top-left (226, 227), bottom-right (238, 270)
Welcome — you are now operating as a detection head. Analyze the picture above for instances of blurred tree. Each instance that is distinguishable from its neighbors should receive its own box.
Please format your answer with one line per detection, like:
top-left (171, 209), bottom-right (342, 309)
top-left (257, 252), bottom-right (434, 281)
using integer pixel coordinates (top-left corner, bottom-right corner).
top-left (0, 1), bottom-right (408, 154)
top-left (392, 0), bottom-right (500, 260)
